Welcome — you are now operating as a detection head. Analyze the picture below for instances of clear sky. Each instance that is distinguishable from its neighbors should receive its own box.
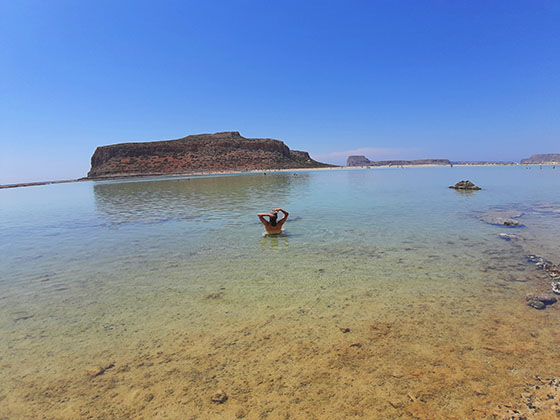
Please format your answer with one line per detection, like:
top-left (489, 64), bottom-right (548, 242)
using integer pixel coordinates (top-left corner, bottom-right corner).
top-left (1, 0), bottom-right (559, 183)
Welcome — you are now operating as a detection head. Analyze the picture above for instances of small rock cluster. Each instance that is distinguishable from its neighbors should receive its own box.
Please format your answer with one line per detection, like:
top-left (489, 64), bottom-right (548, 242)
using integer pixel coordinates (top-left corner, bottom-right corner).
top-left (449, 180), bottom-right (481, 190)
top-left (526, 255), bottom-right (560, 310)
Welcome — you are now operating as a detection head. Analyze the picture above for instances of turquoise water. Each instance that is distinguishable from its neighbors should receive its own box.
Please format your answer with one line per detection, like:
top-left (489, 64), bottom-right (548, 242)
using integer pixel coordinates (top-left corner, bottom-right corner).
top-left (1, 166), bottom-right (560, 419)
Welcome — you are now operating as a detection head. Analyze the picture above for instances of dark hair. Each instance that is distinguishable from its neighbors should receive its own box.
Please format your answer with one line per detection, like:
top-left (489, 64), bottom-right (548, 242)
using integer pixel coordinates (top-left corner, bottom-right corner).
top-left (270, 213), bottom-right (278, 226)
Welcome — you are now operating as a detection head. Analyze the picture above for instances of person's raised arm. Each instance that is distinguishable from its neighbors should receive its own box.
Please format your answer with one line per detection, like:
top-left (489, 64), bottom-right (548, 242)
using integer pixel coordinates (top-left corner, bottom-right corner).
top-left (258, 213), bottom-right (272, 225)
top-left (273, 208), bottom-right (289, 219)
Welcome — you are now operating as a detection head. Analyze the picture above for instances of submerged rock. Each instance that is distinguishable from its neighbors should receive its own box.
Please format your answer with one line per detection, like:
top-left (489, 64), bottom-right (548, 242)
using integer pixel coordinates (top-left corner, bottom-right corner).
top-left (86, 362), bottom-right (115, 377)
top-left (527, 254), bottom-right (552, 269)
top-left (526, 293), bottom-right (557, 305)
top-left (210, 390), bottom-right (228, 404)
top-left (527, 299), bottom-right (546, 310)
top-left (449, 180), bottom-right (481, 190)
top-left (483, 217), bottom-right (520, 226)
top-left (548, 264), bottom-right (560, 279)
top-left (480, 210), bottom-right (522, 227)
top-left (526, 290), bottom-right (558, 310)
top-left (498, 233), bottom-right (518, 241)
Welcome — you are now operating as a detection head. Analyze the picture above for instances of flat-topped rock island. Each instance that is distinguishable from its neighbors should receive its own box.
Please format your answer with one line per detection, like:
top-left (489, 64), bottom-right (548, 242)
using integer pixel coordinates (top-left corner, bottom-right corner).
top-left (87, 131), bottom-right (333, 179)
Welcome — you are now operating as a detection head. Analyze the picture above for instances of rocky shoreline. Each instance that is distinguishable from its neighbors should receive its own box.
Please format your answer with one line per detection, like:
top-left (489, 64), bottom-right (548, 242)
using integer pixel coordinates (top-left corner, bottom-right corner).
top-left (482, 205), bottom-right (560, 310)
top-left (525, 254), bottom-right (560, 309)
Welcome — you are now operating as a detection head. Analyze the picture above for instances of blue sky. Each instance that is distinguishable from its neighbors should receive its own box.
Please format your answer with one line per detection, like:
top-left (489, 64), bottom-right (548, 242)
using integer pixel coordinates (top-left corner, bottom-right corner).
top-left (1, 0), bottom-right (559, 183)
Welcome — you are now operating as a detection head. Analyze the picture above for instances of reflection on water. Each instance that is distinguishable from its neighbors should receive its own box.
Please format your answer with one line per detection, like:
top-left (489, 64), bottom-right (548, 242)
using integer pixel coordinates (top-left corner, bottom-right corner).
top-left (1, 167), bottom-right (560, 419)
top-left (260, 234), bottom-right (290, 249)
top-left (93, 173), bottom-right (310, 226)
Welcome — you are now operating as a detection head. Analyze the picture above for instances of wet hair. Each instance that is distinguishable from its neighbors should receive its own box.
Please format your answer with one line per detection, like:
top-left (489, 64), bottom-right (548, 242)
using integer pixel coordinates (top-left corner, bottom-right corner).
top-left (269, 213), bottom-right (278, 226)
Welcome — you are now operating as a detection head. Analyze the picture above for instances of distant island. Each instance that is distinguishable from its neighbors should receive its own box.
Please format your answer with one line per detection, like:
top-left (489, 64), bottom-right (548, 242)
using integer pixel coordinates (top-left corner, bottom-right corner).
top-left (450, 161), bottom-right (515, 166)
top-left (520, 154), bottom-right (560, 164)
top-left (87, 131), bottom-right (333, 179)
top-left (347, 154), bottom-right (560, 167)
top-left (347, 155), bottom-right (451, 167)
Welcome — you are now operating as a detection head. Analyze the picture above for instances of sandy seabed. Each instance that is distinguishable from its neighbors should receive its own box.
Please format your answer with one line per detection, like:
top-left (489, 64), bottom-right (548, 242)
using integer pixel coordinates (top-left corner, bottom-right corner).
top-left (2, 241), bottom-right (560, 420)
top-left (2, 169), bottom-right (560, 419)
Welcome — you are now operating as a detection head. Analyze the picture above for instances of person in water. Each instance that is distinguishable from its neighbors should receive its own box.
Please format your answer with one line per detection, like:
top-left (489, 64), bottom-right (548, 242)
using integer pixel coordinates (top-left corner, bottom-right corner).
top-left (258, 208), bottom-right (289, 234)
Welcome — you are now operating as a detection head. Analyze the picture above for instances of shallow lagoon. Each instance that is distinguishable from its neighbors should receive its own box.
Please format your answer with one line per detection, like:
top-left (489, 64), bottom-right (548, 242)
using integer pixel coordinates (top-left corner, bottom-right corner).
top-left (1, 166), bottom-right (560, 419)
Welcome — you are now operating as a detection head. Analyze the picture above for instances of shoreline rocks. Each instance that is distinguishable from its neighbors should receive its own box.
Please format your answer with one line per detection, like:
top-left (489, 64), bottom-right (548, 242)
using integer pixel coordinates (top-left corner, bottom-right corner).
top-left (525, 254), bottom-right (560, 304)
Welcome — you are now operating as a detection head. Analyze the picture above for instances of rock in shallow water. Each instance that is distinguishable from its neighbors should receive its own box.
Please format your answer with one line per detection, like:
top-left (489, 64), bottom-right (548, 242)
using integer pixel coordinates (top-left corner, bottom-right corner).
top-left (210, 390), bottom-right (228, 404)
top-left (548, 264), bottom-right (560, 279)
top-left (481, 215), bottom-right (521, 226)
top-left (527, 299), bottom-right (546, 310)
top-left (527, 254), bottom-right (552, 269)
top-left (449, 180), bottom-right (481, 190)
top-left (526, 292), bottom-right (558, 309)
top-left (86, 362), bottom-right (115, 377)
top-left (480, 210), bottom-right (523, 227)
top-left (526, 293), bottom-right (558, 305)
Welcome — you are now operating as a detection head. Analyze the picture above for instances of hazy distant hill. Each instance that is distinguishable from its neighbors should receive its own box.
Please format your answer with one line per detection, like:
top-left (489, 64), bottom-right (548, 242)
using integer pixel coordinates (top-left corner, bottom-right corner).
top-left (451, 161), bottom-right (515, 165)
top-left (88, 131), bottom-right (333, 178)
top-left (520, 154), bottom-right (560, 164)
top-left (347, 155), bottom-right (450, 167)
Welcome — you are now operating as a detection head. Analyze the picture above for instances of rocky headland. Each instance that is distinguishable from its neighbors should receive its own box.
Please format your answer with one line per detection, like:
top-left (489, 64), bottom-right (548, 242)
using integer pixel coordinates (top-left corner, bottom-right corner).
top-left (87, 131), bottom-right (332, 179)
top-left (520, 153), bottom-right (560, 164)
top-left (347, 155), bottom-right (450, 167)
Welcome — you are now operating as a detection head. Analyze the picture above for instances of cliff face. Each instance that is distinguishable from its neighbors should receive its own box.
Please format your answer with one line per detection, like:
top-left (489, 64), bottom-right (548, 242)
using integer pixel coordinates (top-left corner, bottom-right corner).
top-left (520, 154), bottom-right (560, 164)
top-left (88, 131), bottom-right (332, 178)
top-left (347, 155), bottom-right (450, 167)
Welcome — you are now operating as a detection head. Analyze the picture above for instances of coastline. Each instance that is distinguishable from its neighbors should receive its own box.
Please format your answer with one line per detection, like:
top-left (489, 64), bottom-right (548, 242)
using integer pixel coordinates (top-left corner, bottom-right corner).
top-left (4, 162), bottom-right (559, 190)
